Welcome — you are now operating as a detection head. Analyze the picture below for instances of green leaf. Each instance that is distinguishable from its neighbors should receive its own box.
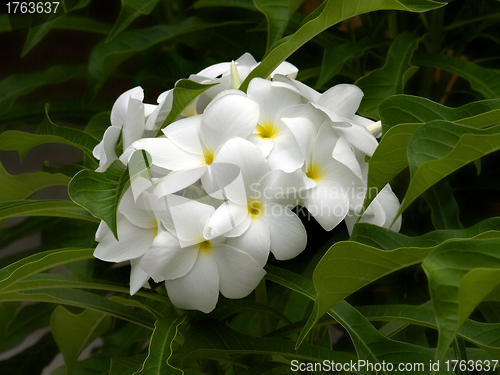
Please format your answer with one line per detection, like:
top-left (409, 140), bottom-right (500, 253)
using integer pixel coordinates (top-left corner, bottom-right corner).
top-left (176, 318), bottom-right (358, 369)
top-left (193, 0), bottom-right (256, 10)
top-left (68, 150), bottom-right (152, 240)
top-left (422, 237), bottom-right (500, 361)
top-left (134, 310), bottom-right (186, 375)
top-left (156, 79), bottom-right (218, 135)
top-left (0, 247), bottom-right (94, 292)
top-left (355, 32), bottom-right (420, 120)
top-left (108, 0), bottom-right (160, 42)
top-left (350, 217), bottom-right (500, 250)
top-left (379, 95), bottom-right (500, 133)
top-left (22, 19), bottom-right (57, 57)
top-left (315, 37), bottom-right (390, 89)
top-left (265, 266), bottom-right (439, 373)
top-left (253, 0), bottom-right (304, 51)
top-left (84, 111), bottom-right (112, 140)
top-left (51, 306), bottom-right (112, 375)
top-left (87, 18), bottom-right (239, 98)
top-left (397, 121), bottom-right (500, 219)
top-left (358, 303), bottom-right (500, 358)
top-left (240, 0), bottom-right (446, 91)
top-left (301, 231), bottom-right (500, 348)
top-left (0, 99), bottom-right (112, 127)
top-left (0, 288), bottom-right (155, 329)
top-left (0, 162), bottom-right (70, 202)
top-left (0, 65), bottom-right (86, 115)
top-left (2, 273), bottom-right (168, 304)
top-left (362, 97), bottom-right (500, 214)
top-left (0, 199), bottom-right (100, 222)
top-left (412, 53), bottom-right (500, 99)
top-left (0, 104), bottom-right (99, 163)
top-left (110, 354), bottom-right (148, 375)
top-left (422, 178), bottom-right (463, 230)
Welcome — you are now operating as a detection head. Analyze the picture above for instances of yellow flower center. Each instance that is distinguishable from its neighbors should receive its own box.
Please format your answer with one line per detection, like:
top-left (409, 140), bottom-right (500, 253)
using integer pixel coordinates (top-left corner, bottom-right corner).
top-left (199, 240), bottom-right (213, 254)
top-left (151, 219), bottom-right (159, 237)
top-left (248, 200), bottom-right (263, 218)
top-left (204, 149), bottom-right (214, 165)
top-left (306, 163), bottom-right (324, 181)
top-left (256, 121), bottom-right (278, 139)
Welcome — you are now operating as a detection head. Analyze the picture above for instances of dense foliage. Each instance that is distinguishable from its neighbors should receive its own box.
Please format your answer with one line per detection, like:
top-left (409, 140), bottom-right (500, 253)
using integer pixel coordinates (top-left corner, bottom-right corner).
top-left (1, 0), bottom-right (500, 374)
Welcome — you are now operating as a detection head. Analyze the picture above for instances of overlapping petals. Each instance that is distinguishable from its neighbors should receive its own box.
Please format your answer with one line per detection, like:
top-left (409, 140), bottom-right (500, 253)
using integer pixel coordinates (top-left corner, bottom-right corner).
top-left (92, 52), bottom-right (402, 313)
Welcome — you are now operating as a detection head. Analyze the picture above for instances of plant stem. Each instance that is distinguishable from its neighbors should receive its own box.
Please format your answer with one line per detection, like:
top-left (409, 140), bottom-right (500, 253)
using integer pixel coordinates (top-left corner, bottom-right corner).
top-left (255, 278), bottom-right (270, 336)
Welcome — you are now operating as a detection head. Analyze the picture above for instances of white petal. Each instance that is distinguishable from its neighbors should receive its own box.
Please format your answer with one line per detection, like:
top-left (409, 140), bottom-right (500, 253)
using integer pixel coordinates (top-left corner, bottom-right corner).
top-left (335, 123), bottom-right (379, 156)
top-left (271, 62), bottom-right (298, 79)
top-left (123, 98), bottom-right (145, 149)
top-left (204, 200), bottom-right (249, 239)
top-left (258, 168), bottom-right (304, 207)
top-left (130, 257), bottom-right (150, 295)
top-left (213, 138), bottom-right (269, 195)
top-left (94, 216), bottom-right (155, 262)
top-left (111, 87), bottom-right (144, 129)
top-left (200, 94), bottom-right (259, 152)
top-left (303, 179), bottom-right (350, 231)
top-left (211, 243), bottom-right (266, 298)
top-left (262, 204), bottom-right (307, 260)
top-left (140, 231), bottom-right (198, 282)
top-left (95, 126), bottom-right (121, 172)
top-left (317, 84), bottom-right (364, 119)
top-left (226, 219), bottom-right (270, 266)
top-left (332, 136), bottom-right (363, 179)
top-left (312, 122), bottom-right (339, 164)
top-left (202, 163), bottom-right (247, 204)
top-left (118, 188), bottom-right (156, 228)
top-left (145, 90), bottom-right (173, 130)
top-left (162, 116), bottom-right (204, 155)
top-left (154, 167), bottom-right (207, 197)
top-left (247, 78), bottom-right (300, 125)
top-left (266, 129), bottom-right (304, 173)
top-left (166, 195), bottom-right (214, 247)
top-left (132, 137), bottom-right (205, 171)
top-left (165, 252), bottom-right (219, 313)
top-left (248, 134), bottom-right (274, 157)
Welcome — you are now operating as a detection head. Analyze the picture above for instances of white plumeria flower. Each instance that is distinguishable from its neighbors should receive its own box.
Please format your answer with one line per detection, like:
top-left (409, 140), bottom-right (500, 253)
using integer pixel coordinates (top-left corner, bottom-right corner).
top-left (246, 78), bottom-right (305, 173)
top-left (139, 195), bottom-right (265, 313)
top-left (204, 137), bottom-right (306, 266)
top-left (187, 53), bottom-right (298, 114)
top-left (274, 76), bottom-right (379, 156)
top-left (93, 188), bottom-right (164, 294)
top-left (344, 183), bottom-right (402, 234)
top-left (131, 90), bottom-right (260, 196)
top-left (298, 122), bottom-right (363, 231)
top-left (93, 87), bottom-right (156, 172)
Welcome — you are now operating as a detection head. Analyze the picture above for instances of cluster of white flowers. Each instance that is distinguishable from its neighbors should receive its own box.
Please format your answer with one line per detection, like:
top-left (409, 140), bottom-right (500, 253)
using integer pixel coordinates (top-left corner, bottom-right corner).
top-left (92, 53), bottom-right (401, 313)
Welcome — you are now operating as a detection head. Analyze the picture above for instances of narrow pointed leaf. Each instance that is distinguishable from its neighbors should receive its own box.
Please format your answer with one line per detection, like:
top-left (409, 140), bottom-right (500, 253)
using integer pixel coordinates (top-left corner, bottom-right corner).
top-left (51, 306), bottom-right (112, 375)
top-left (316, 37), bottom-right (390, 89)
top-left (240, 0), bottom-right (446, 91)
top-left (0, 200), bottom-right (100, 222)
top-left (358, 304), bottom-right (500, 357)
top-left (107, 0), bottom-right (160, 42)
top-left (133, 310), bottom-right (186, 374)
top-left (176, 318), bottom-right (358, 369)
top-left (413, 53), bottom-right (500, 99)
top-left (0, 247), bottom-right (94, 292)
top-left (355, 32), bottom-right (420, 119)
top-left (422, 237), bottom-right (500, 360)
top-left (0, 65), bottom-right (86, 115)
top-left (362, 97), bottom-right (500, 213)
top-left (397, 121), bottom-right (500, 218)
top-left (0, 162), bottom-right (70, 202)
top-left (0, 104), bottom-right (99, 163)
top-left (0, 289), bottom-right (155, 329)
